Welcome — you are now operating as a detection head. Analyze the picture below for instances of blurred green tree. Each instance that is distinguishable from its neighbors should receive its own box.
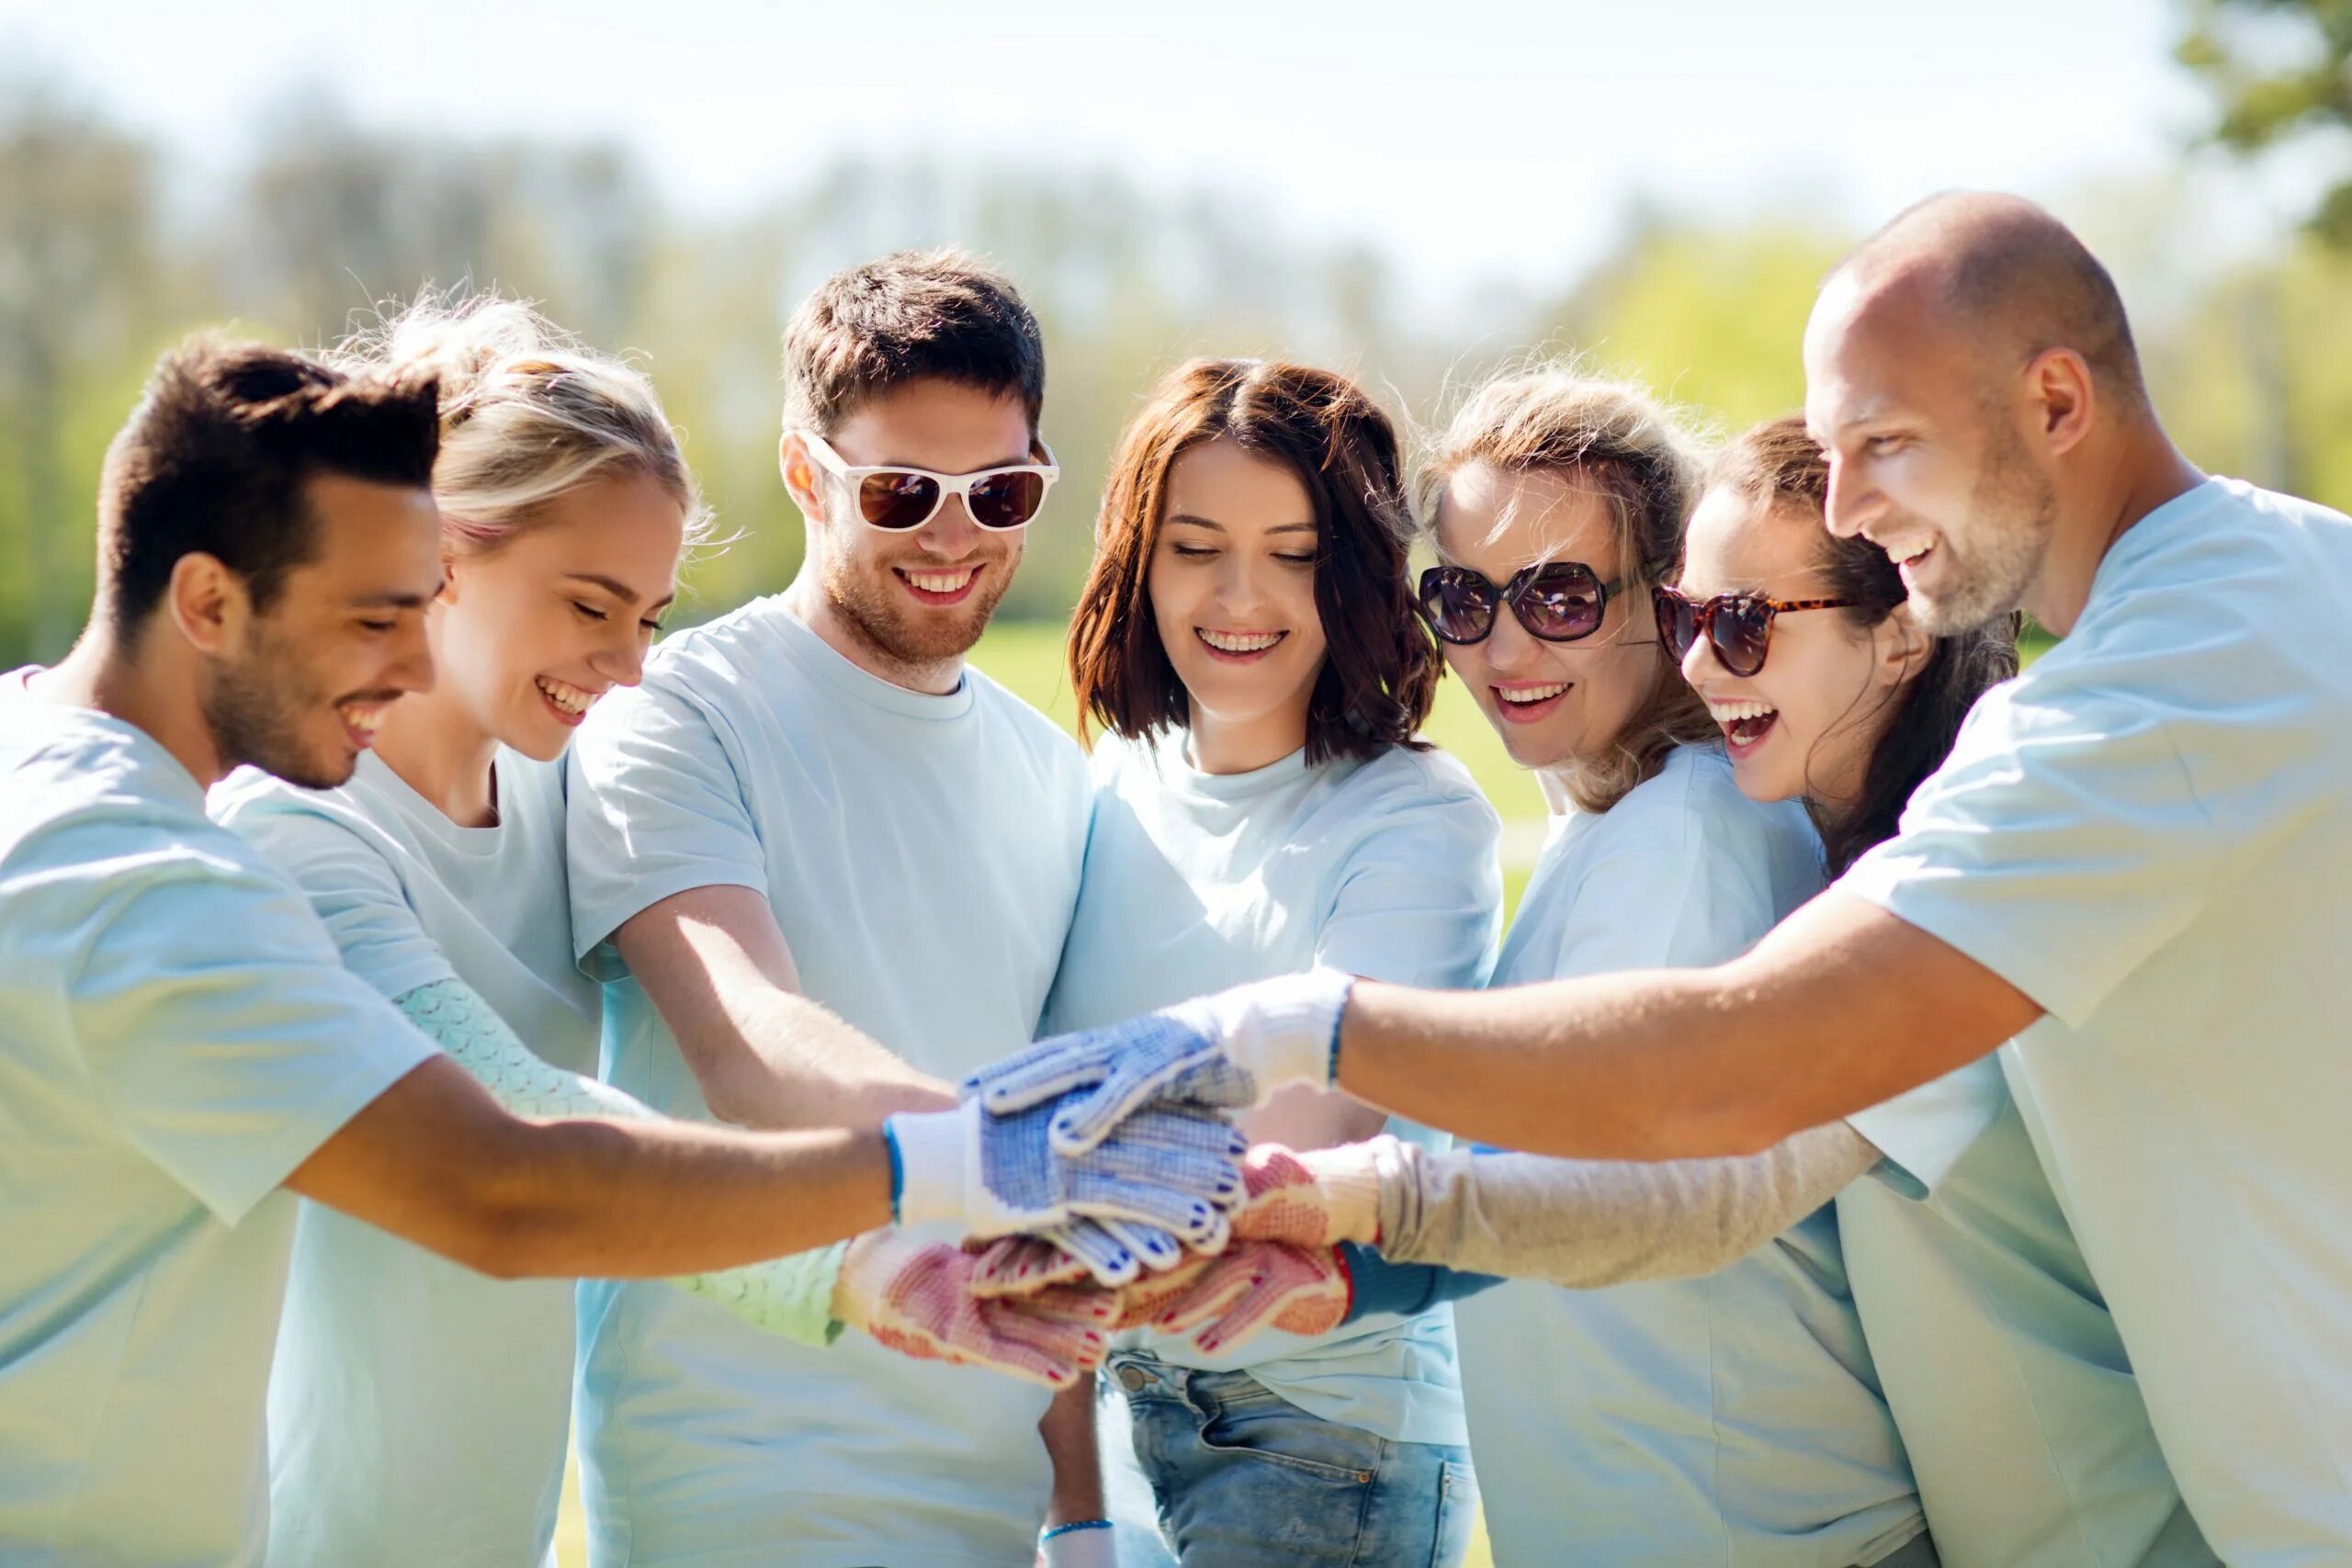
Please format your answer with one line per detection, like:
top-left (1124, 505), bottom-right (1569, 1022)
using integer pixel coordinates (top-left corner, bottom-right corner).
top-left (2179, 0), bottom-right (2352, 242)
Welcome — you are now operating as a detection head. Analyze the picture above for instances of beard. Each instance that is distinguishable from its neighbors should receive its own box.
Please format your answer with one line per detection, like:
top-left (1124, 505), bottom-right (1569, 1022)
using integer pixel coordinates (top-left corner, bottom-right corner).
top-left (821, 545), bottom-right (1017, 672)
top-left (1911, 423), bottom-right (2059, 636)
top-left (201, 623), bottom-right (355, 790)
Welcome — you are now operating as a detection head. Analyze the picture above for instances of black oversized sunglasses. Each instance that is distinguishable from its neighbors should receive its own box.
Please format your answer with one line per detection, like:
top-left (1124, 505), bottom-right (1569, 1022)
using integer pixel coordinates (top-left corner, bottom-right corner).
top-left (1653, 586), bottom-right (1857, 677)
top-left (1418, 561), bottom-right (1623, 646)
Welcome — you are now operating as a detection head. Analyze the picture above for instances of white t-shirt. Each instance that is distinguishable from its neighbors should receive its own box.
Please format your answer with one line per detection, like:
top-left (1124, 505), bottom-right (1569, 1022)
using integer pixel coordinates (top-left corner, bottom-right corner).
top-left (1844, 1059), bottom-right (2212, 1568)
top-left (215, 749), bottom-right (597, 1568)
top-left (1460, 742), bottom-right (1926, 1568)
top-left (0, 673), bottom-right (433, 1566)
top-left (1043, 728), bottom-right (1502, 1446)
top-left (1842, 476), bottom-right (2352, 1563)
top-left (564, 600), bottom-right (1091, 1568)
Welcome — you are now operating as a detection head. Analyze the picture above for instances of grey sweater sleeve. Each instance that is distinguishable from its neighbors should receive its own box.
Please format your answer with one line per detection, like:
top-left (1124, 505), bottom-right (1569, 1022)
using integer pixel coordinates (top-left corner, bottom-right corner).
top-left (1374, 1122), bottom-right (1883, 1287)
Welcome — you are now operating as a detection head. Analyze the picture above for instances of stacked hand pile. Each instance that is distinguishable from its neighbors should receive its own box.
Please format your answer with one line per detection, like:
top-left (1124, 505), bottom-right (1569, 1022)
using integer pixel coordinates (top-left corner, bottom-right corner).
top-left (843, 972), bottom-right (1366, 1386)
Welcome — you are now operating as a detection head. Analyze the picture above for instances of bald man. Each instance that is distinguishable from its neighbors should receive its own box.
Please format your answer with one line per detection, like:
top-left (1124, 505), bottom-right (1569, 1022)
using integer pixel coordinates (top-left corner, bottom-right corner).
top-left (978, 193), bottom-right (2352, 1563)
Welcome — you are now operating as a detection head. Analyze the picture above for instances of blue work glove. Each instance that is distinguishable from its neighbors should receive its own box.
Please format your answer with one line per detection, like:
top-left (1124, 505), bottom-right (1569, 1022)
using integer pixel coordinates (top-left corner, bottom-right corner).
top-left (886, 1091), bottom-right (1244, 1246)
top-left (962, 971), bottom-right (1352, 1156)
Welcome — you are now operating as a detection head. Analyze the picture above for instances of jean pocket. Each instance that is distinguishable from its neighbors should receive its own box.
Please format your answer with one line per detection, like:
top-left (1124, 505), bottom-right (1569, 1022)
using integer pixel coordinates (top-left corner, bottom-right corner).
top-left (1430, 1460), bottom-right (1479, 1568)
top-left (1194, 1386), bottom-right (1378, 1485)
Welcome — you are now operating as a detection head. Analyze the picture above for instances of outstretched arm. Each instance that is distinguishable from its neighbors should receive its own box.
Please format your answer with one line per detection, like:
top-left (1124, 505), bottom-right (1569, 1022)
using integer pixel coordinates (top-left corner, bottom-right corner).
top-left (397, 976), bottom-right (847, 1344)
top-left (1335, 890), bottom-right (2036, 1160)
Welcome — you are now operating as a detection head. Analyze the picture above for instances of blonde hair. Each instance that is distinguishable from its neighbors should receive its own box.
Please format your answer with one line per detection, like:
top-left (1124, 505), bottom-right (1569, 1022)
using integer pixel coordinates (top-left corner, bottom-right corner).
top-left (1419, 365), bottom-right (1717, 814)
top-left (330, 290), bottom-right (712, 554)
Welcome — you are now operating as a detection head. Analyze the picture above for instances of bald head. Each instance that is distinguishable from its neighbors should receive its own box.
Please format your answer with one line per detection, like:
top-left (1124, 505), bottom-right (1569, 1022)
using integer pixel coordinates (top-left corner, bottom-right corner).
top-left (1827, 191), bottom-right (2144, 409)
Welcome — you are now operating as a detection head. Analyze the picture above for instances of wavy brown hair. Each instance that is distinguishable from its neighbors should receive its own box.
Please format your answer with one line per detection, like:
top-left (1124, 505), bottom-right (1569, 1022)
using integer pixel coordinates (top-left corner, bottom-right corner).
top-left (1419, 367), bottom-right (1716, 814)
top-left (1068, 358), bottom-right (1439, 764)
top-left (1708, 415), bottom-right (2020, 873)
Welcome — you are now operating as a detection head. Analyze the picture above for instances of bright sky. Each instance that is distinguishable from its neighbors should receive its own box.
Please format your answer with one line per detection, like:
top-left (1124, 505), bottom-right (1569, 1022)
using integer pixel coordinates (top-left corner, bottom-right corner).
top-left (0, 0), bottom-right (2274, 299)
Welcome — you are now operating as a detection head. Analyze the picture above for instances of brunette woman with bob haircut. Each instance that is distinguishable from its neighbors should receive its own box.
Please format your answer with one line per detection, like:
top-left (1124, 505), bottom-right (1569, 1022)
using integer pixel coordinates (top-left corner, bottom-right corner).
top-left (1044, 357), bottom-right (1504, 1567)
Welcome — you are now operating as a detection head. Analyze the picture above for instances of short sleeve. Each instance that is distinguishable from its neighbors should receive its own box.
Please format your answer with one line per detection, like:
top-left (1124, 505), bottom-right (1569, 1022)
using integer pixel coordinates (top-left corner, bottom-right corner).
top-left (566, 669), bottom-right (769, 968)
top-left (1838, 684), bottom-right (2218, 1030)
top-left (1844, 1054), bottom-right (2007, 1200)
top-left (1543, 839), bottom-right (1776, 982)
top-left (232, 806), bottom-right (455, 1003)
top-left (1315, 790), bottom-right (1504, 991)
top-left (65, 838), bottom-right (436, 1224)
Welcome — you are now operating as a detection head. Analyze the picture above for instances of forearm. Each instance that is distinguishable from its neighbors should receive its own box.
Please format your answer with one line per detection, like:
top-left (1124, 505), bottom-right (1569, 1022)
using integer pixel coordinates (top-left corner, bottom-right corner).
top-left (1334, 891), bottom-right (2033, 1159)
top-left (1039, 1382), bottom-right (1106, 1529)
top-left (1374, 1123), bottom-right (1881, 1285)
top-left (615, 887), bottom-right (952, 1133)
top-left (480, 1115), bottom-right (893, 1280)
top-left (400, 978), bottom-right (847, 1339)
top-left (698, 984), bottom-right (952, 1131)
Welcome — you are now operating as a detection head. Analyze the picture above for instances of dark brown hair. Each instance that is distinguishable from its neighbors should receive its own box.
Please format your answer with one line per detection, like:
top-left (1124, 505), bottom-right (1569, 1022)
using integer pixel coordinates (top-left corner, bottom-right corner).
top-left (781, 247), bottom-right (1046, 437)
top-left (1709, 415), bottom-right (2019, 873)
top-left (97, 335), bottom-right (442, 633)
top-left (1068, 357), bottom-right (1439, 764)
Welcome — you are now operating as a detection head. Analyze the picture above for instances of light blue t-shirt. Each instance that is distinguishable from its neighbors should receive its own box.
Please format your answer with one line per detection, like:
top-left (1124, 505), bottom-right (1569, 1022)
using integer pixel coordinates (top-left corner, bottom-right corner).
top-left (564, 599), bottom-right (1090, 1568)
top-left (1044, 728), bottom-right (1503, 1445)
top-left (1458, 742), bottom-right (1926, 1568)
top-left (0, 674), bottom-right (434, 1567)
top-left (216, 749), bottom-right (597, 1568)
top-left (1842, 476), bottom-right (2352, 1565)
top-left (1845, 1059), bottom-right (2212, 1568)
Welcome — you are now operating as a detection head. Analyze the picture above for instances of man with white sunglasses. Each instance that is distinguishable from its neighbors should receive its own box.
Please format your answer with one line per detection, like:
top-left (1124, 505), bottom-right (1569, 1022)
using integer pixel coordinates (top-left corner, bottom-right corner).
top-left (563, 250), bottom-right (1119, 1566)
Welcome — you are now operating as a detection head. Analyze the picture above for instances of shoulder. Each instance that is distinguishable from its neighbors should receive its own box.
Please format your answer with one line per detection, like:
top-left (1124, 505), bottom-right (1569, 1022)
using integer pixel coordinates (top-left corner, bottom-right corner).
top-left (1323, 744), bottom-right (1501, 845)
top-left (209, 764), bottom-right (403, 880)
top-left (965, 665), bottom-right (1089, 787)
top-left (1570, 745), bottom-right (1815, 897)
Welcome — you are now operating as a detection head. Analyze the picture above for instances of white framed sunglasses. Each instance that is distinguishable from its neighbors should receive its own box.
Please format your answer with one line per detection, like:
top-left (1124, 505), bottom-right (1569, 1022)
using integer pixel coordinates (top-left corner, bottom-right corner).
top-left (795, 430), bottom-right (1059, 532)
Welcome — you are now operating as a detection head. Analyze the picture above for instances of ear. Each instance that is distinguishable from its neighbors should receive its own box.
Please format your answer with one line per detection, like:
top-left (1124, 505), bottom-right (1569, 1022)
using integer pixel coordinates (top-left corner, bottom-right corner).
top-left (436, 540), bottom-right (461, 604)
top-left (779, 433), bottom-right (828, 525)
top-left (164, 552), bottom-right (245, 656)
top-left (1876, 600), bottom-right (1933, 690)
top-left (2026, 346), bottom-right (2096, 457)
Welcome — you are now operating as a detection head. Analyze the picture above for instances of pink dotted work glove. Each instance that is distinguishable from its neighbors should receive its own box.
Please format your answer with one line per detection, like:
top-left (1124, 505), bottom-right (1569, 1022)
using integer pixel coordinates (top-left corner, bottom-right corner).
top-left (1224, 1136), bottom-right (1394, 1247)
top-left (1111, 1238), bottom-right (1352, 1357)
top-left (831, 1232), bottom-right (1115, 1389)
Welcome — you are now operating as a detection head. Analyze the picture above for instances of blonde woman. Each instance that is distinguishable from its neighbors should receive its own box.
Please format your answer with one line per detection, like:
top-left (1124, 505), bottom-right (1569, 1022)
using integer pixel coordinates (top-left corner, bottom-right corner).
top-left (212, 297), bottom-right (1121, 1567)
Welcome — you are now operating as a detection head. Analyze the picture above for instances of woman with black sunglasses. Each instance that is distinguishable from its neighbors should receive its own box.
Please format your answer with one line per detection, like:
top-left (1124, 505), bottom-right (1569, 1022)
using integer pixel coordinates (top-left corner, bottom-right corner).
top-left (1407, 368), bottom-right (1930, 1567)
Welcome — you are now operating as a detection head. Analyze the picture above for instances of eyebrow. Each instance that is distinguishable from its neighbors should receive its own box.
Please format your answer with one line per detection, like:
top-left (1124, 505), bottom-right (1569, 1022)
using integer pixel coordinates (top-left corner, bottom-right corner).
top-left (1166, 513), bottom-right (1318, 536)
top-left (564, 572), bottom-right (677, 612)
top-left (349, 584), bottom-right (442, 610)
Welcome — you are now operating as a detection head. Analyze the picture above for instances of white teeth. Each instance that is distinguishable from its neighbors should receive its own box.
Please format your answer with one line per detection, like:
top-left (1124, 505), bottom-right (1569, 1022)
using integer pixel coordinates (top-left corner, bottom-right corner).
top-left (905, 568), bottom-right (978, 593)
top-left (535, 677), bottom-right (596, 716)
top-left (1706, 699), bottom-right (1780, 724)
top-left (1199, 629), bottom-right (1284, 654)
top-left (1497, 682), bottom-right (1569, 705)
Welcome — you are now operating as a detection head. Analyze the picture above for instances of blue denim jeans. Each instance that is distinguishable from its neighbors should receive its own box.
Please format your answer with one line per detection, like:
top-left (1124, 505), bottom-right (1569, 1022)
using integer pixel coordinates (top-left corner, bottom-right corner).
top-left (1103, 1351), bottom-right (1479, 1567)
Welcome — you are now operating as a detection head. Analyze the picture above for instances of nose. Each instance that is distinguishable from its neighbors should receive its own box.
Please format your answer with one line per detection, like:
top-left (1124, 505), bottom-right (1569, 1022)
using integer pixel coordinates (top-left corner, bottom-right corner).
top-left (593, 627), bottom-right (650, 690)
top-left (915, 492), bottom-right (984, 558)
top-left (1823, 454), bottom-right (1872, 540)
top-left (1679, 621), bottom-right (1724, 686)
top-left (1212, 551), bottom-right (1272, 617)
top-left (390, 614), bottom-right (435, 695)
top-left (1480, 600), bottom-right (1544, 674)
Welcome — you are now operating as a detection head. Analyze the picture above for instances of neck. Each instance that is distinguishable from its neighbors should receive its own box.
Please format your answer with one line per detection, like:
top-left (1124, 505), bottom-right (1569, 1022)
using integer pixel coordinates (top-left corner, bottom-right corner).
top-left (784, 574), bottom-right (965, 697)
top-left (1185, 700), bottom-right (1307, 777)
top-left (38, 623), bottom-right (226, 788)
top-left (2027, 423), bottom-right (2205, 637)
top-left (370, 682), bottom-right (500, 827)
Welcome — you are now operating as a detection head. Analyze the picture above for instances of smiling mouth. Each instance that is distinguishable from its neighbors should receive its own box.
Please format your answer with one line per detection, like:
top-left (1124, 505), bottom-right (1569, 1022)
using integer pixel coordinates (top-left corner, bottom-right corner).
top-left (1707, 697), bottom-right (1780, 751)
top-left (896, 565), bottom-right (981, 605)
top-left (1195, 628), bottom-right (1287, 662)
top-left (1492, 682), bottom-right (1570, 723)
top-left (336, 699), bottom-right (390, 749)
top-left (535, 675), bottom-right (601, 726)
